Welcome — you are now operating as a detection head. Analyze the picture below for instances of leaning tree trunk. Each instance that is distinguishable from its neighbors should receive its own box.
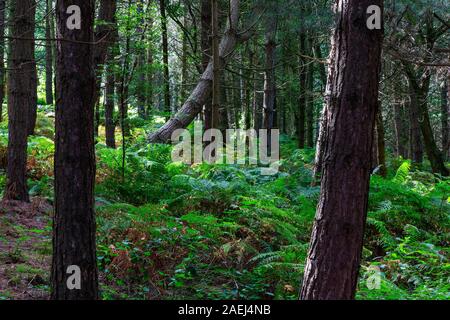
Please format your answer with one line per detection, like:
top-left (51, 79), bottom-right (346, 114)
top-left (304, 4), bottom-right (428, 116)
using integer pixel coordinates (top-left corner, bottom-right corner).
top-left (301, 0), bottom-right (383, 300)
top-left (0, 0), bottom-right (6, 120)
top-left (4, 0), bottom-right (36, 202)
top-left (52, 0), bottom-right (98, 300)
top-left (149, 0), bottom-right (244, 144)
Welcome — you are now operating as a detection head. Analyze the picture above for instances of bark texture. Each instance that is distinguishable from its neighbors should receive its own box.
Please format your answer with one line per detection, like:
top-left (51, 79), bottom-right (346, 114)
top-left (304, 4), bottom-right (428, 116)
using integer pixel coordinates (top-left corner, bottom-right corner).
top-left (301, 0), bottom-right (384, 300)
top-left (4, 0), bottom-right (36, 201)
top-left (51, 0), bottom-right (98, 300)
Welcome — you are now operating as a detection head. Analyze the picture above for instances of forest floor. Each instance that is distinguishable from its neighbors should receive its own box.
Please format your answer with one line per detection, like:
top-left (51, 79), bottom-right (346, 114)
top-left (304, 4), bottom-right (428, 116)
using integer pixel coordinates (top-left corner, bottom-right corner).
top-left (0, 116), bottom-right (449, 300)
top-left (0, 198), bottom-right (52, 300)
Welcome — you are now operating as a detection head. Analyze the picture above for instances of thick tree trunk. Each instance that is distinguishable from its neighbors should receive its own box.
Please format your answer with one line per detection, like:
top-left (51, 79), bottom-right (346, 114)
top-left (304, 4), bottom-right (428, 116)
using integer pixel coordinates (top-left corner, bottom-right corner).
top-left (301, 0), bottom-right (383, 300)
top-left (45, 0), bottom-right (54, 105)
top-left (52, 0), bottom-right (98, 300)
top-left (0, 0), bottom-right (6, 120)
top-left (160, 0), bottom-right (171, 120)
top-left (4, 0), bottom-right (36, 202)
top-left (149, 0), bottom-right (243, 144)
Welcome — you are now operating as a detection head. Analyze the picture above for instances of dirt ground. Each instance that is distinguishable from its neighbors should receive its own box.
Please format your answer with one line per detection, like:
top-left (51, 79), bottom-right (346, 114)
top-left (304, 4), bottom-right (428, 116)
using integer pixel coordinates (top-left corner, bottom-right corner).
top-left (0, 198), bottom-right (52, 300)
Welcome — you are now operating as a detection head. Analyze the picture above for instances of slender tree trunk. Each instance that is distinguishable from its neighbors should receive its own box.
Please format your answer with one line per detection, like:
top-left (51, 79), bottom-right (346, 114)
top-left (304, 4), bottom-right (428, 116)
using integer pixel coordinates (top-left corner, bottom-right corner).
top-left (262, 12), bottom-right (277, 134)
top-left (93, 0), bottom-right (117, 136)
top-left (52, 0), bottom-right (98, 300)
top-left (393, 100), bottom-right (409, 158)
top-left (297, 31), bottom-right (306, 148)
top-left (27, 3), bottom-right (37, 136)
top-left (0, 0), bottom-right (5, 121)
top-left (201, 0), bottom-right (213, 130)
top-left (146, 9), bottom-right (154, 117)
top-left (408, 97), bottom-right (423, 164)
top-left (375, 103), bottom-right (387, 177)
top-left (442, 77), bottom-right (448, 160)
top-left (105, 51), bottom-right (116, 149)
top-left (136, 0), bottom-right (146, 118)
top-left (211, 0), bottom-right (220, 129)
top-left (160, 0), bottom-right (171, 120)
top-left (306, 36), bottom-right (314, 148)
top-left (4, 0), bottom-right (36, 202)
top-left (45, 0), bottom-right (54, 105)
top-left (301, 0), bottom-right (384, 300)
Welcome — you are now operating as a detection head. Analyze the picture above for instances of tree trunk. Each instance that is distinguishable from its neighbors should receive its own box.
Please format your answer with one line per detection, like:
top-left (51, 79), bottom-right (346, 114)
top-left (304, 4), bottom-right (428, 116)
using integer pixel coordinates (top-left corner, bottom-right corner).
top-left (375, 103), bottom-right (387, 177)
top-left (211, 0), bottom-right (220, 129)
top-left (262, 12), bottom-right (277, 133)
top-left (442, 77), bottom-right (448, 160)
top-left (136, 0), bottom-right (147, 118)
top-left (306, 36), bottom-right (314, 148)
top-left (408, 97), bottom-right (423, 164)
top-left (297, 31), bottom-right (306, 149)
top-left (393, 100), bottom-right (409, 158)
top-left (149, 0), bottom-right (243, 144)
top-left (105, 51), bottom-right (116, 149)
top-left (45, 0), bottom-right (54, 105)
top-left (93, 0), bottom-right (117, 136)
top-left (0, 0), bottom-right (6, 120)
top-left (407, 76), bottom-right (449, 176)
top-left (160, 0), bottom-right (171, 120)
top-left (52, 0), bottom-right (98, 300)
top-left (4, 0), bottom-right (36, 202)
top-left (201, 0), bottom-right (213, 130)
top-left (301, 0), bottom-right (384, 300)
top-left (27, 4), bottom-right (38, 136)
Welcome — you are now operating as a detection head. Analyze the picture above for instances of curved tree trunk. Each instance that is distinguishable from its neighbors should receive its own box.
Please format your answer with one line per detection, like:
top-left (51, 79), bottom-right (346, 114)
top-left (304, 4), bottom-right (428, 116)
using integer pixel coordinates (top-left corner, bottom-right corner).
top-left (301, 0), bottom-right (384, 300)
top-left (149, 0), bottom-right (243, 144)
